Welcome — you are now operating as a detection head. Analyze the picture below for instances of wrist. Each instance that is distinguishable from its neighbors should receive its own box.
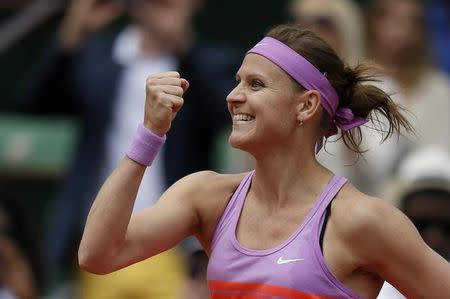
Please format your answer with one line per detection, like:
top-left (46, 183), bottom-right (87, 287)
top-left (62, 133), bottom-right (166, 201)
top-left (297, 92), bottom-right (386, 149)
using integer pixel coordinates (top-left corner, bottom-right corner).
top-left (126, 124), bottom-right (166, 167)
top-left (143, 120), bottom-right (166, 137)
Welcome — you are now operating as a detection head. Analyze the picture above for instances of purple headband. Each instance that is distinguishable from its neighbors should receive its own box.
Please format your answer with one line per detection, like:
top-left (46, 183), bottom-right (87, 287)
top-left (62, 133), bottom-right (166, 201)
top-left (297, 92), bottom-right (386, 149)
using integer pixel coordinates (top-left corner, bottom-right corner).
top-left (247, 37), bottom-right (367, 153)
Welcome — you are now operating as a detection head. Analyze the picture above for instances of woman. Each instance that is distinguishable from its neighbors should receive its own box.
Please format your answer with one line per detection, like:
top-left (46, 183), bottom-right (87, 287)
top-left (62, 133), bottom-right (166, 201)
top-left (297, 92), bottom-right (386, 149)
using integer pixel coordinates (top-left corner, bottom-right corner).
top-left (78, 24), bottom-right (450, 298)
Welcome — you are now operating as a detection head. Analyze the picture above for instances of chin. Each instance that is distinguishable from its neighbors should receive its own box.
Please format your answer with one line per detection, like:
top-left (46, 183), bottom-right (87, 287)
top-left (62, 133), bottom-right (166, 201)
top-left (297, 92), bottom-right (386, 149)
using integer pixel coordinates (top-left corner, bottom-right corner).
top-left (228, 135), bottom-right (242, 149)
top-left (228, 133), bottom-right (246, 149)
top-left (228, 133), bottom-right (255, 154)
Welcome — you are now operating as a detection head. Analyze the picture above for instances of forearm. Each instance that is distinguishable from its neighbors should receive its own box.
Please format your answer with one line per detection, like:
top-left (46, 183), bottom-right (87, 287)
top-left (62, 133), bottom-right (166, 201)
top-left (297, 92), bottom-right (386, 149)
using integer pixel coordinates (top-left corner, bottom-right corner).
top-left (78, 157), bottom-right (145, 271)
top-left (79, 72), bottom-right (189, 273)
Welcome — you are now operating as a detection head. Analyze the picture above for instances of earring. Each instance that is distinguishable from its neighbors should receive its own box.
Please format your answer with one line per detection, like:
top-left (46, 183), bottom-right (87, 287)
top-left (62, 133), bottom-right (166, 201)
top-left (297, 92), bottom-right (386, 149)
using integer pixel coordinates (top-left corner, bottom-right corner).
top-left (299, 120), bottom-right (304, 126)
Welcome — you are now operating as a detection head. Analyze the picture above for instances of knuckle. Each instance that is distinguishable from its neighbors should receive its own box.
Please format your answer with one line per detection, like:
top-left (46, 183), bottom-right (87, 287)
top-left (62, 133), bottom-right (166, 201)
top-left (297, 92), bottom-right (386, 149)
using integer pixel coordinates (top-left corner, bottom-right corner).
top-left (146, 85), bottom-right (157, 94)
top-left (146, 78), bottom-right (157, 88)
top-left (147, 73), bottom-right (160, 80)
top-left (175, 86), bottom-right (183, 94)
top-left (154, 91), bottom-right (166, 102)
top-left (174, 97), bottom-right (184, 107)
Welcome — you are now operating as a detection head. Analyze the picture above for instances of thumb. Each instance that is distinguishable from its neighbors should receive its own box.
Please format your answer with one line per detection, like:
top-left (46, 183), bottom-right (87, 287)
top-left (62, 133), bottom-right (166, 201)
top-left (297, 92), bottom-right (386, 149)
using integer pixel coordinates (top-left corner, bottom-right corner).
top-left (181, 78), bottom-right (190, 92)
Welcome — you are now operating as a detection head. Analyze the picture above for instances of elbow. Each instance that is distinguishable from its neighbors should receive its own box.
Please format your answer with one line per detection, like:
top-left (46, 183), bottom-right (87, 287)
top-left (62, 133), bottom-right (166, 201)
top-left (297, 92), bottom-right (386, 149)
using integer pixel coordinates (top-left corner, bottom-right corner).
top-left (78, 247), bottom-right (113, 275)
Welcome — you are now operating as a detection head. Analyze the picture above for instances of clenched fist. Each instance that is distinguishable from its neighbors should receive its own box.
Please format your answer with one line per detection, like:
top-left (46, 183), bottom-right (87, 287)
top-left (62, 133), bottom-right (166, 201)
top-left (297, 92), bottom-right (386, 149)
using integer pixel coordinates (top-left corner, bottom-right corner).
top-left (144, 72), bottom-right (189, 136)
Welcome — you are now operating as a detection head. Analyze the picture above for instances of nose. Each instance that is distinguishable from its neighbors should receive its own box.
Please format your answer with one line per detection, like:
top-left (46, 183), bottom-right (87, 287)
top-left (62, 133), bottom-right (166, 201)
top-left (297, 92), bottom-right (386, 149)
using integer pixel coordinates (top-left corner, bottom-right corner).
top-left (226, 84), bottom-right (246, 105)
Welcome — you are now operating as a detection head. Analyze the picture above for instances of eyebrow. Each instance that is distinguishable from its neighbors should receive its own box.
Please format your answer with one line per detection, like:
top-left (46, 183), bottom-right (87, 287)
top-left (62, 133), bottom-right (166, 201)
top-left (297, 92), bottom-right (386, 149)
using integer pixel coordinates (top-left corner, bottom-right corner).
top-left (236, 71), bottom-right (271, 81)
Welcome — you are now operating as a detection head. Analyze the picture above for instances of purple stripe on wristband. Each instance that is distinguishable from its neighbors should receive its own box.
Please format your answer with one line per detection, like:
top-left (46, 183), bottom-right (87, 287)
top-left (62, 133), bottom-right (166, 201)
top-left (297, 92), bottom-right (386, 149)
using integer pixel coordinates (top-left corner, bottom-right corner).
top-left (126, 124), bottom-right (166, 166)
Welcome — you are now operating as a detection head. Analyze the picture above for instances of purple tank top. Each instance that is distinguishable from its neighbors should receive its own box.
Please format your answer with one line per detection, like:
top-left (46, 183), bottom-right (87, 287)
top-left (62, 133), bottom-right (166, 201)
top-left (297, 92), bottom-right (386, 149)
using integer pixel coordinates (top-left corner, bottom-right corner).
top-left (207, 171), bottom-right (366, 299)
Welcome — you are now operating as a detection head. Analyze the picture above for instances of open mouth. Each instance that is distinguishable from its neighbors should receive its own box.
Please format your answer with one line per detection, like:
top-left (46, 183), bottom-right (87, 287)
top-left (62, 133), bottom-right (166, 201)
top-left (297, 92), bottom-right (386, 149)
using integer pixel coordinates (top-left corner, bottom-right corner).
top-left (233, 113), bottom-right (255, 123)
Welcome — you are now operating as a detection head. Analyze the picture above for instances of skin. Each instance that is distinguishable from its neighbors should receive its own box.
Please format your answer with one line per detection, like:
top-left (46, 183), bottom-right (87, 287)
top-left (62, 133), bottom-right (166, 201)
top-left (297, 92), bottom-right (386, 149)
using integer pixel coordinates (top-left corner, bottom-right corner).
top-left (370, 0), bottom-right (425, 68)
top-left (79, 54), bottom-right (450, 299)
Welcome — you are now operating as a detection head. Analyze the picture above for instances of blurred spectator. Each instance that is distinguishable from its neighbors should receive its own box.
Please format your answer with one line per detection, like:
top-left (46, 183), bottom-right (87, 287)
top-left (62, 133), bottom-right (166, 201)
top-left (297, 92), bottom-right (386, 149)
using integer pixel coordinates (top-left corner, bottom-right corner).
top-left (385, 146), bottom-right (450, 260)
top-left (377, 146), bottom-right (450, 298)
top-left (17, 0), bottom-right (239, 296)
top-left (426, 0), bottom-right (450, 75)
top-left (335, 0), bottom-right (450, 195)
top-left (0, 196), bottom-right (42, 299)
top-left (288, 0), bottom-right (366, 66)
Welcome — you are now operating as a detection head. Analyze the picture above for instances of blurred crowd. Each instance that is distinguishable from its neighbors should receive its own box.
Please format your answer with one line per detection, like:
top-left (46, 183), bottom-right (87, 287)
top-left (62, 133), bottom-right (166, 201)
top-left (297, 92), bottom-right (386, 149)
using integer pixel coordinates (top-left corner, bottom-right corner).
top-left (0, 0), bottom-right (449, 299)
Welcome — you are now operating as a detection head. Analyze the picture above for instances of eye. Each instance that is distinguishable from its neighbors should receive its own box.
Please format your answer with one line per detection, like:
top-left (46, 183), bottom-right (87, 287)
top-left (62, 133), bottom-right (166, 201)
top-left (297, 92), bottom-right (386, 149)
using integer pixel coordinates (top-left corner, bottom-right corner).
top-left (250, 79), bottom-right (264, 89)
top-left (234, 77), bottom-right (241, 86)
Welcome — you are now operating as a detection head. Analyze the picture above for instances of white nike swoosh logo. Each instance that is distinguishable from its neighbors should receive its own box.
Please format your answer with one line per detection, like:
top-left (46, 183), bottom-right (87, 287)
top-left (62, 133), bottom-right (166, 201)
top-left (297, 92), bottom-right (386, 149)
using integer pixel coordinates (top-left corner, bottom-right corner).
top-left (277, 257), bottom-right (304, 264)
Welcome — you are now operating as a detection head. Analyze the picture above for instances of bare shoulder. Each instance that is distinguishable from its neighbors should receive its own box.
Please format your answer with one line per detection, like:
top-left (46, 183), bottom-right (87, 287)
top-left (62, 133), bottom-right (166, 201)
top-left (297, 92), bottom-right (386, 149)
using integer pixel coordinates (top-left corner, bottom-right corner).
top-left (171, 170), bottom-right (247, 200)
top-left (159, 170), bottom-right (247, 221)
top-left (331, 183), bottom-right (401, 234)
top-left (330, 183), bottom-right (450, 298)
top-left (331, 183), bottom-right (410, 241)
top-left (330, 182), bottom-right (423, 265)
top-left (172, 170), bottom-right (249, 252)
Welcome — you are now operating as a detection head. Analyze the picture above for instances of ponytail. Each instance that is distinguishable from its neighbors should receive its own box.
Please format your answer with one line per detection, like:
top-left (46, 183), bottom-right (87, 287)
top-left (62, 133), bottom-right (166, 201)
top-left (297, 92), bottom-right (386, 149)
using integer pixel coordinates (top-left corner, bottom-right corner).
top-left (338, 64), bottom-right (414, 154)
top-left (267, 24), bottom-right (414, 155)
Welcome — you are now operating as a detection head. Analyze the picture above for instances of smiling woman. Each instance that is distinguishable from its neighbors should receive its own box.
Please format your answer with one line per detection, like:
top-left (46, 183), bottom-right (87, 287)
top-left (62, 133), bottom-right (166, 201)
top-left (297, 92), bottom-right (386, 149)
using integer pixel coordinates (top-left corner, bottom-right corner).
top-left (227, 53), bottom-right (302, 153)
top-left (78, 23), bottom-right (450, 299)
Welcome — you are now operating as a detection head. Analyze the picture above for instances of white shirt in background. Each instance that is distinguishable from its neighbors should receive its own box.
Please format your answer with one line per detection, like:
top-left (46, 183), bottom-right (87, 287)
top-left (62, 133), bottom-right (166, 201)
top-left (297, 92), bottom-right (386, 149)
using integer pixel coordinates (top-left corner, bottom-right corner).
top-left (104, 26), bottom-right (177, 212)
top-left (377, 282), bottom-right (406, 299)
top-left (0, 289), bottom-right (16, 299)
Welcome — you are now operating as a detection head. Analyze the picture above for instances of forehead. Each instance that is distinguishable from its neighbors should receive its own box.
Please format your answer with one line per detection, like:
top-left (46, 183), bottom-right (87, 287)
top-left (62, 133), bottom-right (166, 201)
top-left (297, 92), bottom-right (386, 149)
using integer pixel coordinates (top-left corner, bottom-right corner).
top-left (382, 0), bottom-right (423, 17)
top-left (237, 54), bottom-right (290, 80)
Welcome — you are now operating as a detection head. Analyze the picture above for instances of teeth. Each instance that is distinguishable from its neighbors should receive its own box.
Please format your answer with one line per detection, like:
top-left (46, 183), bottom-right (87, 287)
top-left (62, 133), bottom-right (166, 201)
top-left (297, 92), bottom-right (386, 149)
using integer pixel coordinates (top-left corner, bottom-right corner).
top-left (234, 113), bottom-right (255, 121)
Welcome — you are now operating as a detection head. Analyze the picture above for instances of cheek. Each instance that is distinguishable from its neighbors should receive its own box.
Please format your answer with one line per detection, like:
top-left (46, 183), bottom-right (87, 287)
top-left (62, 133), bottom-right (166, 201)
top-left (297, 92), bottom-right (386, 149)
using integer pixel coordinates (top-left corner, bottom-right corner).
top-left (262, 102), bottom-right (297, 134)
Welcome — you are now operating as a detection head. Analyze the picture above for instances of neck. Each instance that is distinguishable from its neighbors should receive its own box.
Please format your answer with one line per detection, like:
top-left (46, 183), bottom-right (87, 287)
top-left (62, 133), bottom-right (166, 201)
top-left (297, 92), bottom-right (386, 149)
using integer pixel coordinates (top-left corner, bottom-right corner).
top-left (250, 137), bottom-right (333, 208)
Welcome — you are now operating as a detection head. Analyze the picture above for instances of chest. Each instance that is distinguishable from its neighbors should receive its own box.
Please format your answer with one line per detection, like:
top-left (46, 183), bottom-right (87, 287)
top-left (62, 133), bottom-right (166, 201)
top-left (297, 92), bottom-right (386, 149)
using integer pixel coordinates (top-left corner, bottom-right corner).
top-left (236, 195), bottom-right (315, 250)
top-left (207, 204), bottom-right (366, 299)
top-left (207, 203), bottom-right (339, 299)
top-left (233, 196), bottom-right (361, 287)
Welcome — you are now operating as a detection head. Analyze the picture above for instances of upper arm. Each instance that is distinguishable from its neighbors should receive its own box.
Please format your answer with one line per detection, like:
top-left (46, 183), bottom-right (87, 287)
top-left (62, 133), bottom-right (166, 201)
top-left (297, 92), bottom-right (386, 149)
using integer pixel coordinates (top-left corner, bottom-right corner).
top-left (109, 171), bottom-right (215, 270)
top-left (350, 199), bottom-right (450, 298)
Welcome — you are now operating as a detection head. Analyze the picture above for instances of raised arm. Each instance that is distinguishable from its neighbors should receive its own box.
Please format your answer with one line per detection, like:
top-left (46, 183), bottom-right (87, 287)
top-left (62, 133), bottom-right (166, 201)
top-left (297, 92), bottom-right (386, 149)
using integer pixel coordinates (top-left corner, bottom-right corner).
top-left (78, 71), bottom-right (197, 274)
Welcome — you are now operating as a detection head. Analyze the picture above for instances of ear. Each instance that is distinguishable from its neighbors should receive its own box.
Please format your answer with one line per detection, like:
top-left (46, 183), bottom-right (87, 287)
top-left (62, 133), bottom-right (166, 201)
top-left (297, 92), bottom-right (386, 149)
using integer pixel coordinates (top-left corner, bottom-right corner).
top-left (296, 90), bottom-right (322, 123)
